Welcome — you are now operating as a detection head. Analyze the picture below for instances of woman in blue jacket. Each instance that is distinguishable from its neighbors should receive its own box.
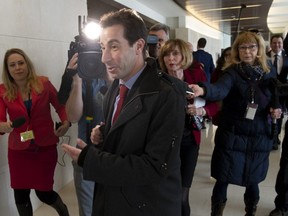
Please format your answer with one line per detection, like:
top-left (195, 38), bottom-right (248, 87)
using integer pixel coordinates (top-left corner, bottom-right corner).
top-left (190, 31), bottom-right (282, 216)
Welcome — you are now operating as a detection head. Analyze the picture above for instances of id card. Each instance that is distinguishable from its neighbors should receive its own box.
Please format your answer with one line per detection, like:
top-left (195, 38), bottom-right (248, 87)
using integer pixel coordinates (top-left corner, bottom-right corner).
top-left (20, 130), bottom-right (35, 142)
top-left (244, 103), bottom-right (258, 120)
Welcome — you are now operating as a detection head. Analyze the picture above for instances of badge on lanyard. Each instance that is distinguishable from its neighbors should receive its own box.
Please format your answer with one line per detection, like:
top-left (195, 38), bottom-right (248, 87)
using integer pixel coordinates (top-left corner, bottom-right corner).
top-left (20, 92), bottom-right (34, 142)
top-left (244, 79), bottom-right (260, 120)
top-left (20, 130), bottom-right (35, 142)
top-left (245, 103), bottom-right (258, 120)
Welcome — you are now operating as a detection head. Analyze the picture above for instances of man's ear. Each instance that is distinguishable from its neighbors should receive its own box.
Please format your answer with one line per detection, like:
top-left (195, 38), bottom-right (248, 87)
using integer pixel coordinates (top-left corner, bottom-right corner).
top-left (135, 38), bottom-right (145, 54)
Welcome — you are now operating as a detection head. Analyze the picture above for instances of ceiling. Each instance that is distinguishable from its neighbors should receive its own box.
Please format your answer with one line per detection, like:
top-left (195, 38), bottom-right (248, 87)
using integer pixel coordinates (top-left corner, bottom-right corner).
top-left (174, 0), bottom-right (272, 40)
top-left (173, 0), bottom-right (288, 41)
top-left (89, 0), bottom-right (288, 42)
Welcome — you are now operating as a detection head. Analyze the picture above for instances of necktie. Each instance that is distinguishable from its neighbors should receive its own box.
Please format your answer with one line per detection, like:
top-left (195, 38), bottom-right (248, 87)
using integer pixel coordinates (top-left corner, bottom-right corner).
top-left (113, 85), bottom-right (129, 124)
top-left (274, 54), bottom-right (278, 74)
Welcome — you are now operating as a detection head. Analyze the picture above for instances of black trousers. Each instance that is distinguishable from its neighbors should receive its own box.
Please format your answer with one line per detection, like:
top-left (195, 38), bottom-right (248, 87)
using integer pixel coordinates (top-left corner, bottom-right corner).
top-left (274, 120), bottom-right (288, 210)
top-left (180, 133), bottom-right (199, 187)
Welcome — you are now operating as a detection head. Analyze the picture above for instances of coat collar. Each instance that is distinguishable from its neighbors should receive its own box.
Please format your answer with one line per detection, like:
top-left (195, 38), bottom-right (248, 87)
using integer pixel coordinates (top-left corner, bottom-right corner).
top-left (104, 57), bottom-right (161, 131)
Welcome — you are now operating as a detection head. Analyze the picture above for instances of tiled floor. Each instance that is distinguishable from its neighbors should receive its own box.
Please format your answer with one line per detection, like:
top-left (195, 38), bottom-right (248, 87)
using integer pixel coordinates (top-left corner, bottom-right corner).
top-left (34, 120), bottom-right (285, 216)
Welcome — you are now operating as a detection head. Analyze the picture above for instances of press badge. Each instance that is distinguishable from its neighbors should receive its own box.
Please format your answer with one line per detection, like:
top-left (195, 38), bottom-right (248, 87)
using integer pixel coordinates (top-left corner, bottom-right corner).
top-left (245, 103), bottom-right (258, 120)
top-left (20, 130), bottom-right (35, 142)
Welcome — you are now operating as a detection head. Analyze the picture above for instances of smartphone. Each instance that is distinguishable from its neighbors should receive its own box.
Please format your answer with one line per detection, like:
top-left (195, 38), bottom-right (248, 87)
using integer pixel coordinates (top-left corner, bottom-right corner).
top-left (186, 90), bottom-right (194, 95)
top-left (55, 122), bottom-right (62, 130)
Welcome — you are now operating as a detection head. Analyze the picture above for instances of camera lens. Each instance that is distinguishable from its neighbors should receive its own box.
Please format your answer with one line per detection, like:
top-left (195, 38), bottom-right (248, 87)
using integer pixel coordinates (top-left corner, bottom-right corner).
top-left (78, 50), bottom-right (106, 79)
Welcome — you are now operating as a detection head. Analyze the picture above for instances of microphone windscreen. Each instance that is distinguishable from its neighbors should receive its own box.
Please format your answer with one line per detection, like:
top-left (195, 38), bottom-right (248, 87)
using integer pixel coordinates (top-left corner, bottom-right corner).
top-left (12, 116), bottom-right (26, 128)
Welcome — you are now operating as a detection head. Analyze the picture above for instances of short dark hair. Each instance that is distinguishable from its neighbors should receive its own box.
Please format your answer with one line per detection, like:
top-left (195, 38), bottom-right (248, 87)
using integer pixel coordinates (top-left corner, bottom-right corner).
top-left (270, 34), bottom-right (283, 43)
top-left (197, 38), bottom-right (207, 48)
top-left (100, 8), bottom-right (147, 48)
top-left (149, 23), bottom-right (170, 36)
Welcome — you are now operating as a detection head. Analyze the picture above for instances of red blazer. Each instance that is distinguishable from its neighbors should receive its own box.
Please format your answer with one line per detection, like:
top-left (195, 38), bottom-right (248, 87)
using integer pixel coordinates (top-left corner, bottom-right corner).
top-left (0, 76), bottom-right (67, 150)
top-left (184, 61), bottom-right (218, 144)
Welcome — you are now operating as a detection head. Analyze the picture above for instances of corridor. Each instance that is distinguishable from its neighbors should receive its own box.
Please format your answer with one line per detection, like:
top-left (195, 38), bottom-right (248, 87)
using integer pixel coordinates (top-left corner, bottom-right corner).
top-left (34, 120), bottom-right (284, 216)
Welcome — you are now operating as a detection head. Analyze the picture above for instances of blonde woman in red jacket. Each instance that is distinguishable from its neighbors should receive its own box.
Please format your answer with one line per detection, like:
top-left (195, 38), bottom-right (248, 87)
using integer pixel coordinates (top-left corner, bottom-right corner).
top-left (159, 39), bottom-right (218, 216)
top-left (0, 48), bottom-right (70, 216)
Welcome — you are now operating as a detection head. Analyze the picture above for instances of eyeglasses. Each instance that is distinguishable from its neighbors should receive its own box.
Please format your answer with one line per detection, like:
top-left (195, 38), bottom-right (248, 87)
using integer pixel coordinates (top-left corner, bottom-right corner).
top-left (238, 45), bottom-right (258, 52)
top-left (164, 50), bottom-right (181, 57)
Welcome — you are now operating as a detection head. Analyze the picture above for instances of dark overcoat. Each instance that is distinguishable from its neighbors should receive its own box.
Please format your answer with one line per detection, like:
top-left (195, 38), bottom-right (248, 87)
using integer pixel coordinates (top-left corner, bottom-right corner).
top-left (78, 59), bottom-right (186, 216)
top-left (201, 63), bottom-right (276, 186)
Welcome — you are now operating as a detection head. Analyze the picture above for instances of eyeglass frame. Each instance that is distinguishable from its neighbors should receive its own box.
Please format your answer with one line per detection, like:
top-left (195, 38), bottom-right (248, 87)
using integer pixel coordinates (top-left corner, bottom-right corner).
top-left (238, 44), bottom-right (258, 52)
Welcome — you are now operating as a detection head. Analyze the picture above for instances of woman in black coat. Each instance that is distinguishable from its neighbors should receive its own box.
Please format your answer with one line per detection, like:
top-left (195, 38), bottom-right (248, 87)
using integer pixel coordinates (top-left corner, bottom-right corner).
top-left (190, 31), bottom-right (282, 216)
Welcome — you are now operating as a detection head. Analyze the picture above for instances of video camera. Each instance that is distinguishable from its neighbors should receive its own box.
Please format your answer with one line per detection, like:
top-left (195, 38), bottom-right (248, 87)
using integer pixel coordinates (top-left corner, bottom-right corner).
top-left (58, 16), bottom-right (107, 104)
top-left (68, 16), bottom-right (106, 79)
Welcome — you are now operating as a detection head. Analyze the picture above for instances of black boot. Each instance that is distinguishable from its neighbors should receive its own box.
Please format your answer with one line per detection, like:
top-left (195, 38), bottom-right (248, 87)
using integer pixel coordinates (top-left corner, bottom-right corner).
top-left (50, 195), bottom-right (69, 216)
top-left (244, 196), bottom-right (259, 216)
top-left (211, 197), bottom-right (226, 216)
top-left (16, 201), bottom-right (33, 216)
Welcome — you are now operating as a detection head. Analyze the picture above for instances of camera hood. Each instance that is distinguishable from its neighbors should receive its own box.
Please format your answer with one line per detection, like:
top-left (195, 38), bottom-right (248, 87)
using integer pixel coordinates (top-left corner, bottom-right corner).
top-left (69, 36), bottom-right (106, 79)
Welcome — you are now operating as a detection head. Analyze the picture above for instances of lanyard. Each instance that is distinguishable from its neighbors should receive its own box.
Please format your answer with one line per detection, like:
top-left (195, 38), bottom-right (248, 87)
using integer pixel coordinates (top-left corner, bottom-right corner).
top-left (239, 63), bottom-right (263, 104)
top-left (27, 93), bottom-right (32, 118)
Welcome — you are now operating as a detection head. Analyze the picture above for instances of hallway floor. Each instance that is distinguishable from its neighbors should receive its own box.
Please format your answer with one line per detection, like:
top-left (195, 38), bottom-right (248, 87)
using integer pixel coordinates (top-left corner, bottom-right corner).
top-left (34, 120), bottom-right (285, 216)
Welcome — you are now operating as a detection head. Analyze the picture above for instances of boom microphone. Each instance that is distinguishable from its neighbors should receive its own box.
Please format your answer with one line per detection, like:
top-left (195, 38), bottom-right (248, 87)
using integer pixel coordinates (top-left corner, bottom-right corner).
top-left (11, 116), bottom-right (26, 128)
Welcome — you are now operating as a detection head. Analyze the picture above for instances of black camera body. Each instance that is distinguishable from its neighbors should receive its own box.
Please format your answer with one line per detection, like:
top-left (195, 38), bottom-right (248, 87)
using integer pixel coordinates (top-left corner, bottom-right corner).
top-left (68, 34), bottom-right (106, 79)
top-left (58, 17), bottom-right (107, 104)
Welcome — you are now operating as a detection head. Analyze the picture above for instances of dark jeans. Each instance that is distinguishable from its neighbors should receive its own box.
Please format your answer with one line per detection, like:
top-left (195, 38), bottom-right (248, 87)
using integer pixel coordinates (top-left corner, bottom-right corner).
top-left (274, 120), bottom-right (288, 210)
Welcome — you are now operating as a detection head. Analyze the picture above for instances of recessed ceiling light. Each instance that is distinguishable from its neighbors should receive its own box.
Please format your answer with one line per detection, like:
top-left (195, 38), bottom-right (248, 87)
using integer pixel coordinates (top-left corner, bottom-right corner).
top-left (214, 17), bottom-right (260, 22)
top-left (199, 4), bottom-right (261, 12)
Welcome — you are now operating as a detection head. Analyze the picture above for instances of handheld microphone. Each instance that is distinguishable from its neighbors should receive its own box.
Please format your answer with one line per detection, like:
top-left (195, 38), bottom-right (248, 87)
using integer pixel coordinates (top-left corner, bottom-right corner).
top-left (11, 116), bottom-right (26, 128)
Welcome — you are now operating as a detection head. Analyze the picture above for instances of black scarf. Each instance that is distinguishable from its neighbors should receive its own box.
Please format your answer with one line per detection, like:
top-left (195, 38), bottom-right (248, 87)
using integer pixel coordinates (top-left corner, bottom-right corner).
top-left (238, 62), bottom-right (264, 81)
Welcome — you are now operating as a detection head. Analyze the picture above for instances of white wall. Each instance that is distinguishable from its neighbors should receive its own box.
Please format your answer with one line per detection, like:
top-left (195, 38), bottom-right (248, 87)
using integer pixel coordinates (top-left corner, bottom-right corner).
top-left (0, 0), bottom-right (87, 215)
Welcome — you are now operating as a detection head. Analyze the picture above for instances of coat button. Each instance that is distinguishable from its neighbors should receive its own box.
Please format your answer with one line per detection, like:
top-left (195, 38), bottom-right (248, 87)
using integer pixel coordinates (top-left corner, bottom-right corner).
top-left (161, 163), bottom-right (167, 170)
top-left (138, 203), bottom-right (147, 209)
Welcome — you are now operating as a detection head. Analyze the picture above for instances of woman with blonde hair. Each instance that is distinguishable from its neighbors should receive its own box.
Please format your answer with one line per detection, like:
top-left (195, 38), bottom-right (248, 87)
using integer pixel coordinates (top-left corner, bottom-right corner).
top-left (159, 39), bottom-right (218, 216)
top-left (190, 31), bottom-right (282, 216)
top-left (0, 48), bottom-right (70, 216)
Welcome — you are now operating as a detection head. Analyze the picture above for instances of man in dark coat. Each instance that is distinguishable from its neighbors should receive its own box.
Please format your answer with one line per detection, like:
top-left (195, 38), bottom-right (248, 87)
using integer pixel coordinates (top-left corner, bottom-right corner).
top-left (268, 34), bottom-right (288, 216)
top-left (266, 34), bottom-right (288, 150)
top-left (62, 8), bottom-right (186, 216)
top-left (193, 37), bottom-right (215, 82)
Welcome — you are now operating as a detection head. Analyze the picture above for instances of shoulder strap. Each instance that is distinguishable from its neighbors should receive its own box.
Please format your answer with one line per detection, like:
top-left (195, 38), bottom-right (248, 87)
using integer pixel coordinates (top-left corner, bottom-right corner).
top-left (84, 79), bottom-right (93, 145)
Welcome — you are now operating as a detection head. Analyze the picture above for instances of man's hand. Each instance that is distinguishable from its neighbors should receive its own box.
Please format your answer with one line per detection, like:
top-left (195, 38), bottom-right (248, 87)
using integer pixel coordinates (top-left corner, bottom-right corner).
top-left (62, 138), bottom-right (87, 162)
top-left (270, 108), bottom-right (282, 120)
top-left (91, 123), bottom-right (104, 144)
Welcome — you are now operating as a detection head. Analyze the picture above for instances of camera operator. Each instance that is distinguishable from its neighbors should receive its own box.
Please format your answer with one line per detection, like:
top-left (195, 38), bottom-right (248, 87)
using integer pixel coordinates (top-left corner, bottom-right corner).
top-left (148, 23), bottom-right (170, 69)
top-left (58, 51), bottom-right (110, 216)
top-left (269, 81), bottom-right (288, 216)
